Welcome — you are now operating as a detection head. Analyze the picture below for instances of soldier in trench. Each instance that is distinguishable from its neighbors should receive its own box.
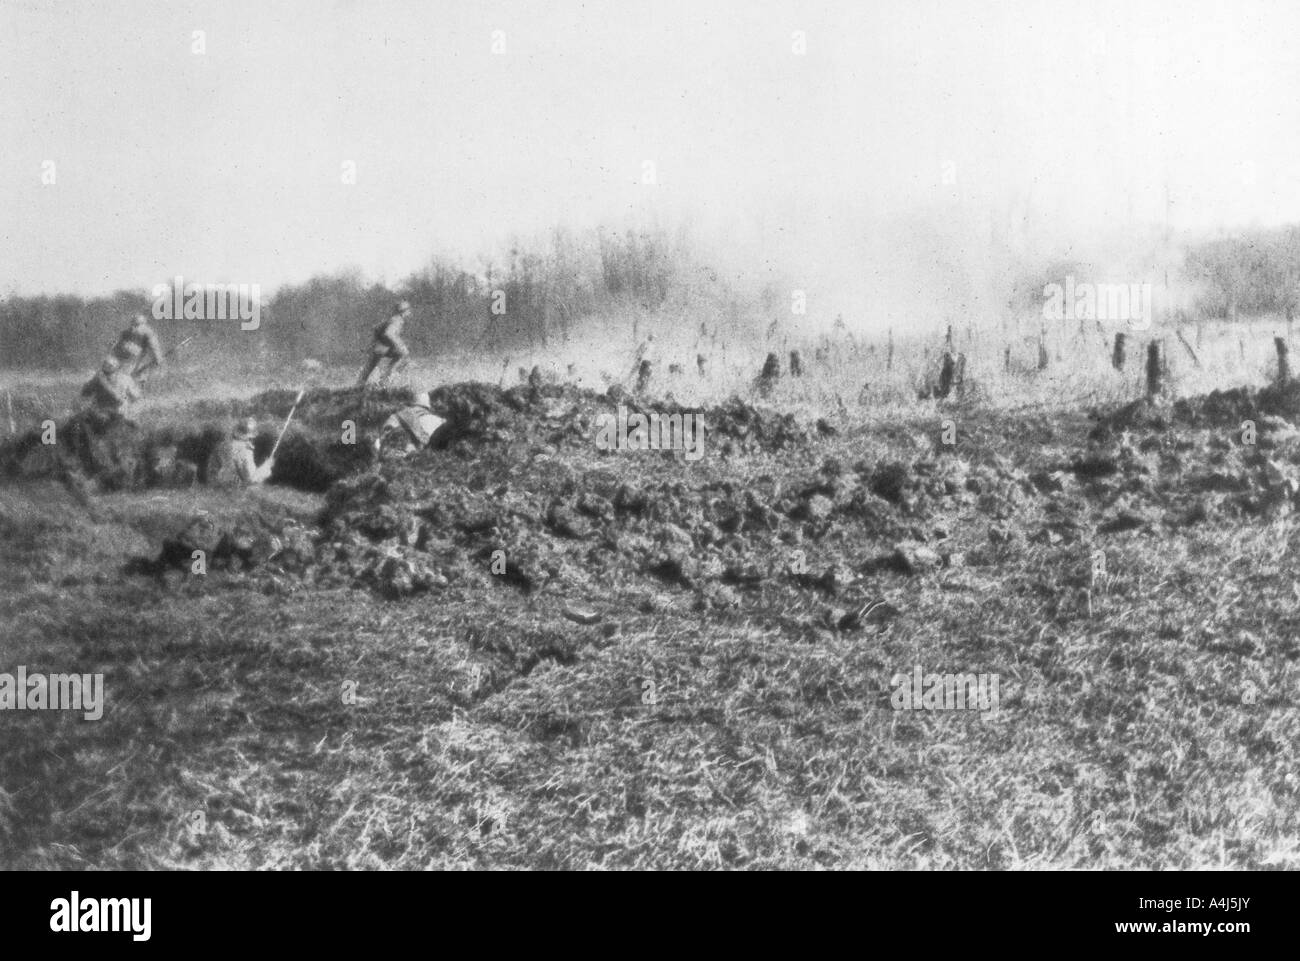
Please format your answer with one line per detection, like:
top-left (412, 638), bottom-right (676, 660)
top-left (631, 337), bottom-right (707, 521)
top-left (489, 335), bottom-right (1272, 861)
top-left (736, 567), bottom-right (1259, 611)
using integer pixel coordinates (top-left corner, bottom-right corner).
top-left (80, 354), bottom-right (142, 423)
top-left (374, 391), bottom-right (445, 455)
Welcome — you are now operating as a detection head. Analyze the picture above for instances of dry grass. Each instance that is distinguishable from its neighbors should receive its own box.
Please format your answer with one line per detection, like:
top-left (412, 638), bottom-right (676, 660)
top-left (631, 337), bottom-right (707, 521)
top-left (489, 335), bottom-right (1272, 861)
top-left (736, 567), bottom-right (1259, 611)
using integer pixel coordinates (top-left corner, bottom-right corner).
top-left (1, 318), bottom-right (1298, 870)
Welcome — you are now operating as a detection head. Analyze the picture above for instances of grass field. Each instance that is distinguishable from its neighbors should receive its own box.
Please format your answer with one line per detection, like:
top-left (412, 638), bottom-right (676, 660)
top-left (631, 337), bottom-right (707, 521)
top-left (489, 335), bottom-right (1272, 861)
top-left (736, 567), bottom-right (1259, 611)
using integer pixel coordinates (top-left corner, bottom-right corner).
top-left (2, 317), bottom-right (1299, 869)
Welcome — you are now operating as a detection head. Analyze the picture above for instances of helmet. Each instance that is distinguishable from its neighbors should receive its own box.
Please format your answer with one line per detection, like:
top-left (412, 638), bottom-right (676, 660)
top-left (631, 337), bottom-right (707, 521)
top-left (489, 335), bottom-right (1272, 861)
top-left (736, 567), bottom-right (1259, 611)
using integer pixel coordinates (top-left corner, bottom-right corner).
top-left (395, 300), bottom-right (412, 315)
top-left (131, 313), bottom-right (148, 327)
top-left (119, 340), bottom-right (143, 358)
top-left (101, 356), bottom-right (121, 374)
top-left (234, 416), bottom-right (258, 439)
top-left (413, 391), bottom-right (431, 408)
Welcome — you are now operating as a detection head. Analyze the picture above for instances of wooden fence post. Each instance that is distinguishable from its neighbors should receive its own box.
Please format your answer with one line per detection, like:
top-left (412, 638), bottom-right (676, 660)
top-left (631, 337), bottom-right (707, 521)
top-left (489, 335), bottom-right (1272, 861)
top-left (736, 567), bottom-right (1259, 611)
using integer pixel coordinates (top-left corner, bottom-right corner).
top-left (1146, 340), bottom-right (1165, 399)
top-left (756, 352), bottom-right (780, 397)
top-left (1112, 333), bottom-right (1127, 372)
top-left (936, 352), bottom-right (956, 399)
top-left (1276, 336), bottom-right (1291, 384)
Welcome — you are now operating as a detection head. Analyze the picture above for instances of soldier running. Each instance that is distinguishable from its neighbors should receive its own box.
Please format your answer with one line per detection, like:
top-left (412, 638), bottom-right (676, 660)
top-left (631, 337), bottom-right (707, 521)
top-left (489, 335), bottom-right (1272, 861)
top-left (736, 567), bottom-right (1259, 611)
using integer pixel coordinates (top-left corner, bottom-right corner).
top-left (111, 313), bottom-right (165, 381)
top-left (358, 300), bottom-right (413, 387)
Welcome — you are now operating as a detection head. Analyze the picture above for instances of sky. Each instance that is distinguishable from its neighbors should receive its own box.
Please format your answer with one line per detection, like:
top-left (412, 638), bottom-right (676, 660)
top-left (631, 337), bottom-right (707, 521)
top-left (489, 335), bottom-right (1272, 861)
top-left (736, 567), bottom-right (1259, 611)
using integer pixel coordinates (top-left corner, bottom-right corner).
top-left (2, 0), bottom-right (1300, 307)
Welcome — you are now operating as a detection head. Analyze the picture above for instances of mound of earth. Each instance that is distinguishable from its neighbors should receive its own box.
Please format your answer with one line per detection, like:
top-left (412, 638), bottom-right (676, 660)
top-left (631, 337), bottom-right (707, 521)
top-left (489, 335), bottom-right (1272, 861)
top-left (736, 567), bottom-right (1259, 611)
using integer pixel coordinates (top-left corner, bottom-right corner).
top-left (1093, 381), bottom-right (1300, 438)
top-left (123, 381), bottom-right (1300, 634)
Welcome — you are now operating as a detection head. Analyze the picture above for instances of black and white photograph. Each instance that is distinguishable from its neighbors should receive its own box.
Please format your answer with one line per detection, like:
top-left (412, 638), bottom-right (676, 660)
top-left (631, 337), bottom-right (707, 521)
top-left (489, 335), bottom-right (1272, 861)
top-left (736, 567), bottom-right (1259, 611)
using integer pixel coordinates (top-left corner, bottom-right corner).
top-left (0, 0), bottom-right (1293, 911)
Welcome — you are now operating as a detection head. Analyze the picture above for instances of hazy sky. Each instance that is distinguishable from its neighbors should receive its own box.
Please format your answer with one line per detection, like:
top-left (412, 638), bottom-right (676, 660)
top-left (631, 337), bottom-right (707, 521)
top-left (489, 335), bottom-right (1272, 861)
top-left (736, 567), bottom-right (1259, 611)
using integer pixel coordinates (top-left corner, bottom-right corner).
top-left (3, 0), bottom-right (1299, 298)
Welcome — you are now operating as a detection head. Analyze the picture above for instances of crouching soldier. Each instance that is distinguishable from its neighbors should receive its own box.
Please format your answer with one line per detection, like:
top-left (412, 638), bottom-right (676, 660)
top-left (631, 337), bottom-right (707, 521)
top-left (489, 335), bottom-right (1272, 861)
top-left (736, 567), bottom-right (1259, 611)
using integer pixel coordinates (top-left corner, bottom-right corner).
top-left (358, 300), bottom-right (412, 387)
top-left (206, 417), bottom-right (275, 485)
top-left (374, 391), bottom-right (445, 455)
top-left (231, 417), bottom-right (274, 484)
top-left (80, 355), bottom-right (142, 424)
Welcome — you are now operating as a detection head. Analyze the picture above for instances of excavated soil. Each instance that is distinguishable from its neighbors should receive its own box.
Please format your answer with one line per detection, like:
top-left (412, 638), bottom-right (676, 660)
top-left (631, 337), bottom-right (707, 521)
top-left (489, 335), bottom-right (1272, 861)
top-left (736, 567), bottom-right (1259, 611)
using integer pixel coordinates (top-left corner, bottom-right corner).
top-left (13, 379), bottom-right (1287, 630)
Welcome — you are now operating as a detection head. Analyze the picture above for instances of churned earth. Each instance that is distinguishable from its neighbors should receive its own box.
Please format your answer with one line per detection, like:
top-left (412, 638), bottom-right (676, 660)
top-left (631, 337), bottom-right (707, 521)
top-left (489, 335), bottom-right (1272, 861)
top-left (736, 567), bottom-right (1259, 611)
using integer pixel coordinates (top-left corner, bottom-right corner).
top-left (0, 378), bottom-right (1298, 868)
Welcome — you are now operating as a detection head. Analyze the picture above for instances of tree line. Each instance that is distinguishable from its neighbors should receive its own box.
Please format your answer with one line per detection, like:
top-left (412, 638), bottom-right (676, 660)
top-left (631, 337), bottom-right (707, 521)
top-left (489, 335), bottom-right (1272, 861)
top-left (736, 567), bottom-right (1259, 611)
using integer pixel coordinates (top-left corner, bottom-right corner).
top-left (0, 226), bottom-right (711, 372)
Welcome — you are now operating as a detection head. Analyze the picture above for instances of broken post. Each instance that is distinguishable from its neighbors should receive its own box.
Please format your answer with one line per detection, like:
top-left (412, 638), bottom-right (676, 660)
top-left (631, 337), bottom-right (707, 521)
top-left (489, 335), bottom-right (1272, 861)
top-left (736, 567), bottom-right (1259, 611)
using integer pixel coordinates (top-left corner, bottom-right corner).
top-left (1146, 340), bottom-right (1165, 399)
top-left (1112, 333), bottom-right (1127, 372)
top-left (936, 352), bottom-right (956, 400)
top-left (789, 350), bottom-right (803, 378)
top-left (635, 360), bottom-right (652, 394)
top-left (755, 352), bottom-right (781, 398)
top-left (1175, 328), bottom-right (1201, 368)
top-left (1276, 336), bottom-right (1291, 384)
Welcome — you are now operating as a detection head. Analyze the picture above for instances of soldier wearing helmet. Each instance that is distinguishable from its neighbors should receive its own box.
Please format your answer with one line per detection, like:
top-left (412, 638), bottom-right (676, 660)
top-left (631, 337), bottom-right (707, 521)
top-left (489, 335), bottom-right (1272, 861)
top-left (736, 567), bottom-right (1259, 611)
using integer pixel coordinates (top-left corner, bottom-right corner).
top-left (231, 416), bottom-right (274, 484)
top-left (80, 354), bottom-right (142, 420)
top-left (358, 300), bottom-right (413, 387)
top-left (374, 390), bottom-right (445, 455)
top-left (111, 313), bottom-right (165, 380)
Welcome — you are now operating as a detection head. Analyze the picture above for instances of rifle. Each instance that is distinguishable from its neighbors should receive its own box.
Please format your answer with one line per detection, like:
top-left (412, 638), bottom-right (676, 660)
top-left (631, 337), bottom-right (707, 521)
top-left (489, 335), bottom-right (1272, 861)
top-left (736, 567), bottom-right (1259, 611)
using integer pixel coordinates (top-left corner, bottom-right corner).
top-left (269, 388), bottom-right (306, 461)
top-left (136, 335), bottom-right (191, 384)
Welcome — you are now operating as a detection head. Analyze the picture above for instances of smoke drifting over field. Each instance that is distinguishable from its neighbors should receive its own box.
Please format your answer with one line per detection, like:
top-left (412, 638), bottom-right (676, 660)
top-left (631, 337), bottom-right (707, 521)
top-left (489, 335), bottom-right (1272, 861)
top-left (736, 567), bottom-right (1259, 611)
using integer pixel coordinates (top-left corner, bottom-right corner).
top-left (3, 0), bottom-right (1300, 340)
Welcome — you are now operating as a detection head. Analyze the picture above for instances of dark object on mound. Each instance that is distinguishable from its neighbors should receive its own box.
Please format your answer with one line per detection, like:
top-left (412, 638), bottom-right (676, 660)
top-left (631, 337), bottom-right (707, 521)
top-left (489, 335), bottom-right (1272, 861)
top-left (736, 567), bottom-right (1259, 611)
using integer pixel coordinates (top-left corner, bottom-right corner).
top-left (425, 382), bottom-right (533, 447)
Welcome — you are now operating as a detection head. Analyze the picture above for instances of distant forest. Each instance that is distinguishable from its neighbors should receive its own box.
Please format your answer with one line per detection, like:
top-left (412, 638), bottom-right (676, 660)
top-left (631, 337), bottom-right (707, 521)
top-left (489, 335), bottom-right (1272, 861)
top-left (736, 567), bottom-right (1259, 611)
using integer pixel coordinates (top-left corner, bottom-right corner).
top-left (0, 226), bottom-right (735, 372)
top-left (4, 224), bottom-right (1299, 371)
